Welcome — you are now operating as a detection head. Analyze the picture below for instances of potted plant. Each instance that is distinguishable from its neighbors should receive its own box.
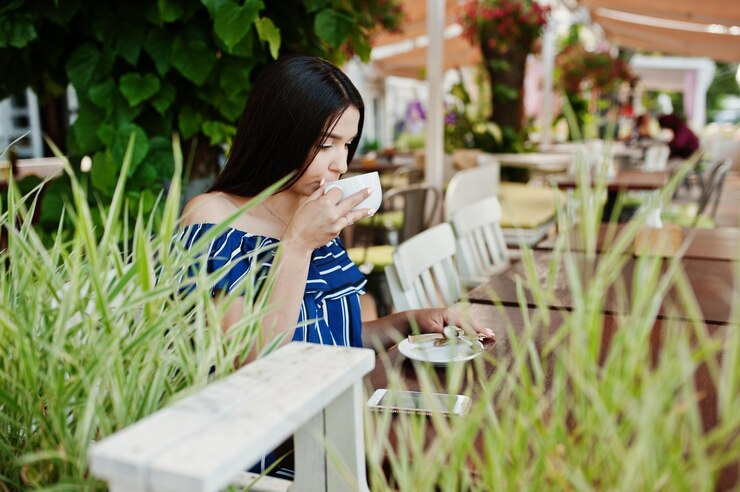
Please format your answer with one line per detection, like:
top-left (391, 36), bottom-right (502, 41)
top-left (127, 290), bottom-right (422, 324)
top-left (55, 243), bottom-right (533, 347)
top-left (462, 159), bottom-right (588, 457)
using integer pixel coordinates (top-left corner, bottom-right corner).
top-left (460, 0), bottom-right (550, 152)
top-left (556, 32), bottom-right (635, 139)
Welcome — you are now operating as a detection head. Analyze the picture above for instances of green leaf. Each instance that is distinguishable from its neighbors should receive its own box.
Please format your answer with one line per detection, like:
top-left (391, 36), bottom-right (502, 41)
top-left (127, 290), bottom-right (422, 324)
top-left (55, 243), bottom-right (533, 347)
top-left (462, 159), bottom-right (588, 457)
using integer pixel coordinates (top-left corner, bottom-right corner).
top-left (91, 14), bottom-right (116, 44)
top-left (111, 124), bottom-right (149, 172)
top-left (119, 73), bottom-right (161, 106)
top-left (219, 62), bottom-right (253, 96)
top-left (493, 83), bottom-right (519, 102)
top-left (351, 30), bottom-right (371, 62)
top-left (201, 0), bottom-right (227, 16)
top-left (66, 44), bottom-right (101, 90)
top-left (145, 136), bottom-right (176, 179)
top-left (0, 13), bottom-right (37, 48)
top-left (96, 123), bottom-right (116, 146)
top-left (144, 30), bottom-right (172, 76)
top-left (178, 106), bottom-right (204, 140)
top-left (198, 84), bottom-right (246, 121)
top-left (132, 163), bottom-right (158, 188)
top-left (115, 23), bottom-right (146, 65)
top-left (227, 28), bottom-right (257, 57)
top-left (202, 121), bottom-right (236, 146)
top-left (314, 9), bottom-right (354, 49)
top-left (255, 17), bottom-right (280, 59)
top-left (90, 151), bottom-right (118, 197)
top-left (214, 0), bottom-right (264, 50)
top-left (487, 59), bottom-right (510, 72)
top-left (152, 82), bottom-right (176, 114)
top-left (44, 2), bottom-right (81, 26)
top-left (171, 36), bottom-right (216, 86)
top-left (71, 107), bottom-right (105, 154)
top-left (158, 0), bottom-right (183, 22)
top-left (303, 0), bottom-right (332, 13)
top-left (88, 79), bottom-right (117, 110)
top-left (139, 189), bottom-right (157, 214)
top-left (37, 177), bottom-right (71, 228)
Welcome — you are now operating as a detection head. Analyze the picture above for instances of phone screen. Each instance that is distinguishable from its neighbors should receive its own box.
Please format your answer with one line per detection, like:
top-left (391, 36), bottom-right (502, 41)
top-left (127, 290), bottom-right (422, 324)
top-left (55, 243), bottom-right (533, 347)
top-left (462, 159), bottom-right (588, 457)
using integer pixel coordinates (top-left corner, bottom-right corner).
top-left (377, 390), bottom-right (459, 412)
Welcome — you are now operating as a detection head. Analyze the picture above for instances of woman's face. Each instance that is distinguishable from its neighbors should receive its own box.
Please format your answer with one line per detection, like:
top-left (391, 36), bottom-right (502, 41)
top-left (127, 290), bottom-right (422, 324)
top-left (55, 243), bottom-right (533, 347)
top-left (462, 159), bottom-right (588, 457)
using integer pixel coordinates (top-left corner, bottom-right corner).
top-left (288, 106), bottom-right (360, 196)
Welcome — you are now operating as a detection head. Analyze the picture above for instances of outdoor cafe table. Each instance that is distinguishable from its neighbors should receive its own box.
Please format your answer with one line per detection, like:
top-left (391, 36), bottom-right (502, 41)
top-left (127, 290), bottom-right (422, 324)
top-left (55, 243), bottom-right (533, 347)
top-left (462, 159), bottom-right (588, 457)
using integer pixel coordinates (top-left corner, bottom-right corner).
top-left (466, 251), bottom-right (735, 326)
top-left (549, 169), bottom-right (669, 192)
top-left (365, 302), bottom-right (735, 489)
top-left (487, 152), bottom-right (573, 173)
top-left (549, 170), bottom-right (669, 221)
top-left (536, 224), bottom-right (740, 262)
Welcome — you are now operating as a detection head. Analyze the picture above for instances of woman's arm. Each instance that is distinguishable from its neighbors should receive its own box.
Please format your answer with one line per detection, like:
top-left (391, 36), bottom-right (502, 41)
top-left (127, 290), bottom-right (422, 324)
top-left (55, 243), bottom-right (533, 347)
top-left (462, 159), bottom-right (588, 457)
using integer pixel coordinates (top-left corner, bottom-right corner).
top-left (184, 187), bottom-right (374, 363)
top-left (219, 242), bottom-right (314, 364)
top-left (362, 308), bottom-right (495, 350)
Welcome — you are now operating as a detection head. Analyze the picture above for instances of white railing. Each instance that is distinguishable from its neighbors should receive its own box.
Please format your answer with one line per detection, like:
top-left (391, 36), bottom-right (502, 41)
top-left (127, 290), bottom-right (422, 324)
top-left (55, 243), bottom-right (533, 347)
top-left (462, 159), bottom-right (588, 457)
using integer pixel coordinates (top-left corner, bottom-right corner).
top-left (89, 342), bottom-right (375, 492)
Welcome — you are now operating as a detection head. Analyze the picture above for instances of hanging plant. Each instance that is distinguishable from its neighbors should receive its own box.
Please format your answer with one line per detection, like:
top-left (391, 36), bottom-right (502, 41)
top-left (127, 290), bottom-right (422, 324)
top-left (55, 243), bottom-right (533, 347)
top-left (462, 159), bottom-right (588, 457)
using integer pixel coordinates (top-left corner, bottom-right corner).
top-left (460, 0), bottom-right (549, 152)
top-left (556, 41), bottom-right (635, 138)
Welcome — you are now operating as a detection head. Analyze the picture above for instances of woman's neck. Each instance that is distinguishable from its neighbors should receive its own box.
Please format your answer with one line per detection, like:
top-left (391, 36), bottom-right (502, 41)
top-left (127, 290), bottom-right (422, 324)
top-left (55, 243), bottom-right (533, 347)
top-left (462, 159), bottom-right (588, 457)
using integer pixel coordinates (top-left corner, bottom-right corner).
top-left (263, 191), bottom-right (300, 226)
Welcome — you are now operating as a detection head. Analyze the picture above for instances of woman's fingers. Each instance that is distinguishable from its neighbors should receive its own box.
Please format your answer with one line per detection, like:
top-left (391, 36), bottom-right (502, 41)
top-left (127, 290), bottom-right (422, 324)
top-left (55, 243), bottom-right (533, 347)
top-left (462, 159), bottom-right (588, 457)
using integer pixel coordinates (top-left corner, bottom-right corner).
top-left (444, 308), bottom-right (495, 339)
top-left (327, 187), bottom-right (372, 213)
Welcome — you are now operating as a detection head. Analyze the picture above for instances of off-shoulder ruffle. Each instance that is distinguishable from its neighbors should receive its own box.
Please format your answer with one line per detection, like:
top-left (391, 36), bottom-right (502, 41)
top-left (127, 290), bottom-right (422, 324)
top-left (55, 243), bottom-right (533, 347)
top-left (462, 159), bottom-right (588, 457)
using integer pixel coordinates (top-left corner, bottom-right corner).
top-left (176, 223), bottom-right (366, 300)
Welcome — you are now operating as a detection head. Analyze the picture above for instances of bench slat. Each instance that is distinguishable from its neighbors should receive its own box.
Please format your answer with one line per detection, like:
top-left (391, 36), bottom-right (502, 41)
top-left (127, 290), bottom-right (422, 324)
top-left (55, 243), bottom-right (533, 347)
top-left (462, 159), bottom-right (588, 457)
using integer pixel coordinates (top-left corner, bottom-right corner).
top-left (90, 343), bottom-right (374, 492)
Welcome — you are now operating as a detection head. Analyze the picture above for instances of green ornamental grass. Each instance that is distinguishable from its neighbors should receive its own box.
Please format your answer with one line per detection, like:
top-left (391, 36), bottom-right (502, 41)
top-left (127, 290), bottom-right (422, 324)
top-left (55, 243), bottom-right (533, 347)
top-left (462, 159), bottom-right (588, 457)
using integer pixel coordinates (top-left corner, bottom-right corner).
top-left (0, 135), bottom-right (737, 491)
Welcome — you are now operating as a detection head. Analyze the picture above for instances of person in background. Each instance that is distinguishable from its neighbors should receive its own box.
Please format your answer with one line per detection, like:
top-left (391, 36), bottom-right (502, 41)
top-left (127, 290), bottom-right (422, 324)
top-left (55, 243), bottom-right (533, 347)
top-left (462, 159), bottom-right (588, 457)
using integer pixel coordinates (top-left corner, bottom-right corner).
top-left (658, 113), bottom-right (700, 159)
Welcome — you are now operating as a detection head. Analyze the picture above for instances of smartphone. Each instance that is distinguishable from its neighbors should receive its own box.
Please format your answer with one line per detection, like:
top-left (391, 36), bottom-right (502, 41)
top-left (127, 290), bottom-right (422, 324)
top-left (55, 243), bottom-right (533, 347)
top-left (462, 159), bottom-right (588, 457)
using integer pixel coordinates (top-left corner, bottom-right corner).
top-left (366, 389), bottom-right (471, 417)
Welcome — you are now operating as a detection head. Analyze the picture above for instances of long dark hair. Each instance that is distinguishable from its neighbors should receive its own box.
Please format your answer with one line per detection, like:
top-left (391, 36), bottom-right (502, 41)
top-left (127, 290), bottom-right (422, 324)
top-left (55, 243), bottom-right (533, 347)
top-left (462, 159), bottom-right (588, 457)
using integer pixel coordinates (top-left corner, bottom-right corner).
top-left (210, 55), bottom-right (365, 196)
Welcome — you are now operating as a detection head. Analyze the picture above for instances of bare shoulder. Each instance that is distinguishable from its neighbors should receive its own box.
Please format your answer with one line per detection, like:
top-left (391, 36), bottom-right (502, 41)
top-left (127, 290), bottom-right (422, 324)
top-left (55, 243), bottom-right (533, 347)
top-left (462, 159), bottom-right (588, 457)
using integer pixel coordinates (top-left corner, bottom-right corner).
top-left (181, 192), bottom-right (238, 226)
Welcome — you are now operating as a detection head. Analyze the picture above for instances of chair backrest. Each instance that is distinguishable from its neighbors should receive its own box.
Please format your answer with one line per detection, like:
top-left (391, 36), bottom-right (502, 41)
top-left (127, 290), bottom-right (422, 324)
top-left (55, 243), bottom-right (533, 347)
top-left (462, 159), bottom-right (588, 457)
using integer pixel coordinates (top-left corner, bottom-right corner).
top-left (697, 159), bottom-right (732, 219)
top-left (450, 196), bottom-right (509, 281)
top-left (383, 183), bottom-right (440, 243)
top-left (444, 160), bottom-right (500, 221)
top-left (643, 144), bottom-right (670, 171)
top-left (387, 223), bottom-right (462, 310)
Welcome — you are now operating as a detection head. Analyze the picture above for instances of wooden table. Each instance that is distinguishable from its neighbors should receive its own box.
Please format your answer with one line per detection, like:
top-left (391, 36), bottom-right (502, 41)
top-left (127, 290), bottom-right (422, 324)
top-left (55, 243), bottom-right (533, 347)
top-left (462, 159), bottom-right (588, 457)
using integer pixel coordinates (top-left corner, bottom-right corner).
top-left (467, 251), bottom-right (735, 325)
top-left (0, 157), bottom-right (64, 185)
top-left (348, 154), bottom-right (416, 174)
top-left (549, 169), bottom-right (669, 192)
top-left (487, 152), bottom-right (572, 173)
top-left (536, 224), bottom-right (740, 262)
top-left (549, 169), bottom-right (669, 222)
top-left (366, 303), bottom-right (735, 489)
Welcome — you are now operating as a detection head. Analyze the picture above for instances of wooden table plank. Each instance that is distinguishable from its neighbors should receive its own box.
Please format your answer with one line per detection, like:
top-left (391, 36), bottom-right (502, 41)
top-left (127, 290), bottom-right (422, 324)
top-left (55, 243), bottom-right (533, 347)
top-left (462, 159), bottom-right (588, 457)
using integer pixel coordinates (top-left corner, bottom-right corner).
top-left (536, 224), bottom-right (740, 262)
top-left (549, 170), bottom-right (669, 191)
top-left (467, 252), bottom-right (735, 325)
top-left (366, 303), bottom-right (734, 488)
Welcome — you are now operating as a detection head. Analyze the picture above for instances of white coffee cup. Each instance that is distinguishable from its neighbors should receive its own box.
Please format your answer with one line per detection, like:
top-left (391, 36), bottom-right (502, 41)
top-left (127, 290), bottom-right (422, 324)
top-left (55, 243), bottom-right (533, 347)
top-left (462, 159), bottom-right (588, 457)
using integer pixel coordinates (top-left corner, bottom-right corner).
top-left (324, 171), bottom-right (382, 214)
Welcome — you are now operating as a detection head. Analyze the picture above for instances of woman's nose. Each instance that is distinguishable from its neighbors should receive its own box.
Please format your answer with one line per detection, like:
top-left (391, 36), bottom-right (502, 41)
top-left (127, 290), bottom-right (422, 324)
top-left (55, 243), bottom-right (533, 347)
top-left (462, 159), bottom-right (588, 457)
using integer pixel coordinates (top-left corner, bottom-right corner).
top-left (330, 148), bottom-right (348, 174)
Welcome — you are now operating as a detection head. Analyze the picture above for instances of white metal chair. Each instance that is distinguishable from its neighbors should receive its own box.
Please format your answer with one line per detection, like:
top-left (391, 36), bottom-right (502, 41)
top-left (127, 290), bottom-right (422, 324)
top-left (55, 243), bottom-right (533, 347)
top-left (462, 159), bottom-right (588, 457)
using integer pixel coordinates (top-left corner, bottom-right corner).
top-left (450, 196), bottom-right (509, 287)
top-left (642, 143), bottom-right (670, 171)
top-left (384, 223), bottom-right (462, 311)
top-left (444, 158), bottom-right (500, 221)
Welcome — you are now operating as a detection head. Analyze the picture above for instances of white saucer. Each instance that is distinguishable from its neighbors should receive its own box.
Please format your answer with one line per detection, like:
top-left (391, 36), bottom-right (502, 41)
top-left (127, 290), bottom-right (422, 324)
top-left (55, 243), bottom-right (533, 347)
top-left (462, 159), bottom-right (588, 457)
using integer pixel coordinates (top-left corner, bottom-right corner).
top-left (397, 337), bottom-right (484, 366)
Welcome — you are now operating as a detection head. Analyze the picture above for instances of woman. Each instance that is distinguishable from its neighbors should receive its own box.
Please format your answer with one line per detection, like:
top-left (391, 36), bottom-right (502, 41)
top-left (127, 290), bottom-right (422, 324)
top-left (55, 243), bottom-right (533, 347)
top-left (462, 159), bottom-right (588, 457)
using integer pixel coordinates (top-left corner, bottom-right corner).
top-left (658, 113), bottom-right (699, 159)
top-left (179, 54), bottom-right (493, 363)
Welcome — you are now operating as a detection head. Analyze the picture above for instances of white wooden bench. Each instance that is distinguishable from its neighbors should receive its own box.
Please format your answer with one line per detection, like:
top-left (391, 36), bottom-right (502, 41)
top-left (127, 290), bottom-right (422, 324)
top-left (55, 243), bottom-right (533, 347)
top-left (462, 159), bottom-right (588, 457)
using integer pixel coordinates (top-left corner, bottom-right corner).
top-left (89, 342), bottom-right (375, 492)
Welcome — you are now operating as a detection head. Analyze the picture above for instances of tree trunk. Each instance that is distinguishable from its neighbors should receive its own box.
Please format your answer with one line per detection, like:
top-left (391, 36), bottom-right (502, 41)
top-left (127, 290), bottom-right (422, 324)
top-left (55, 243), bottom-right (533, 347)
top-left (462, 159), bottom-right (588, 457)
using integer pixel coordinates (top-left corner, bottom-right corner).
top-left (480, 42), bottom-right (529, 151)
top-left (39, 93), bottom-right (69, 156)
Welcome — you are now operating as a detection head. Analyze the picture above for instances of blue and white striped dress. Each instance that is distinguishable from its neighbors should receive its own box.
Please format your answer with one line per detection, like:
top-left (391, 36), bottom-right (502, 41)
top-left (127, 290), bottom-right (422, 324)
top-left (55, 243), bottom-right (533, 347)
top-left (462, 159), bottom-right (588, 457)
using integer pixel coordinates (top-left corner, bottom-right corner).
top-left (178, 223), bottom-right (367, 348)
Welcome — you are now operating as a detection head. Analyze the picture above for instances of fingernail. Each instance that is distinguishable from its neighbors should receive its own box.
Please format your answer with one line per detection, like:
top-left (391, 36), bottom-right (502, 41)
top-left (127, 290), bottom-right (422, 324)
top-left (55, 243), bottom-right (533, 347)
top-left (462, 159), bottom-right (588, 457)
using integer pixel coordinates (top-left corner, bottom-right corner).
top-left (367, 208), bottom-right (375, 216)
top-left (366, 187), bottom-right (372, 195)
top-left (486, 329), bottom-right (494, 338)
top-left (319, 178), bottom-right (325, 187)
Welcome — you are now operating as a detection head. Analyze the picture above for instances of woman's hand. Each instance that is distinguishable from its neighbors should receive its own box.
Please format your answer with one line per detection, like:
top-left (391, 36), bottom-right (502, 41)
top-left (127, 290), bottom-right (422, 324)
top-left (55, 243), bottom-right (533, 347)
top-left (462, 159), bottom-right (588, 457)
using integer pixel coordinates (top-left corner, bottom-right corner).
top-left (412, 307), bottom-right (495, 340)
top-left (283, 184), bottom-right (374, 252)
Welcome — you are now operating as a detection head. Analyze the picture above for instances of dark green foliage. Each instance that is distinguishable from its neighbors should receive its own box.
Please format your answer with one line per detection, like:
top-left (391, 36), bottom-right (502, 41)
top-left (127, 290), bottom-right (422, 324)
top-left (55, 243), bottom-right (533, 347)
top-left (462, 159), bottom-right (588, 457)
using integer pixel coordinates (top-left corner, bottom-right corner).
top-left (0, 0), bottom-right (402, 236)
